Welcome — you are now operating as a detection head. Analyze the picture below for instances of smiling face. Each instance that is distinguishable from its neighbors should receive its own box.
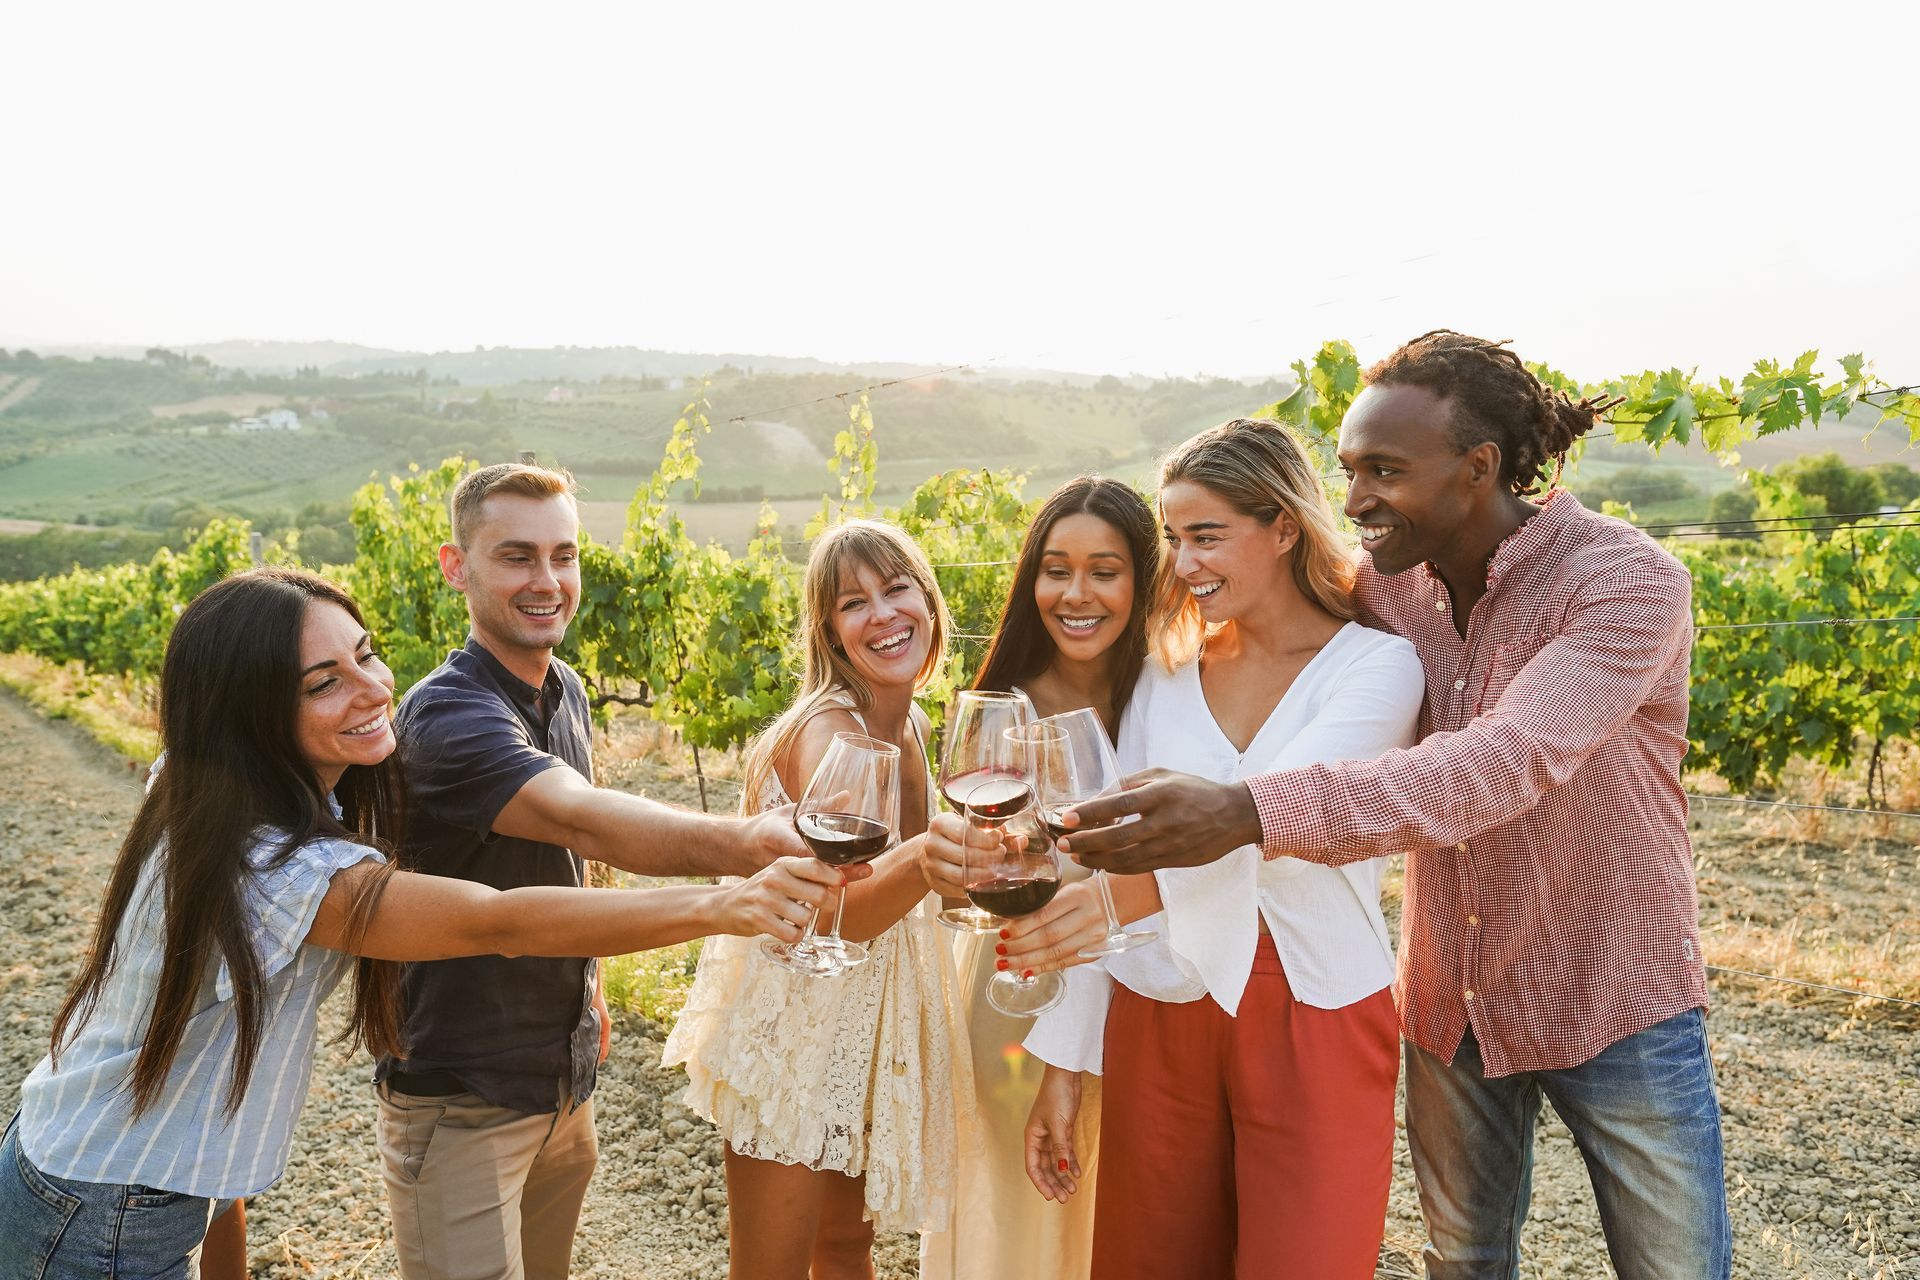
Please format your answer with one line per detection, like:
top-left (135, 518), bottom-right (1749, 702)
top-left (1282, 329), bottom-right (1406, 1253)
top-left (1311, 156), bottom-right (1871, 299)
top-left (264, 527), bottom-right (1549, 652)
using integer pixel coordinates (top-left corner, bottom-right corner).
top-left (828, 558), bottom-right (935, 692)
top-left (1033, 512), bottom-right (1135, 665)
top-left (1159, 479), bottom-right (1297, 625)
top-left (1338, 383), bottom-right (1483, 576)
top-left (440, 493), bottom-right (581, 673)
top-left (295, 599), bottom-right (396, 791)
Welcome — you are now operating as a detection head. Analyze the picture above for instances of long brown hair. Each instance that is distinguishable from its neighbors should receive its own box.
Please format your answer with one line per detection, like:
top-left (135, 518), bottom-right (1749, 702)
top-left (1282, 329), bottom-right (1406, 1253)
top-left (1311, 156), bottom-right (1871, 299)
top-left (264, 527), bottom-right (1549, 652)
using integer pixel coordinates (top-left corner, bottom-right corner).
top-left (1150, 419), bottom-right (1356, 669)
top-left (50, 568), bottom-right (408, 1116)
top-left (973, 476), bottom-right (1159, 734)
top-left (739, 520), bottom-right (951, 809)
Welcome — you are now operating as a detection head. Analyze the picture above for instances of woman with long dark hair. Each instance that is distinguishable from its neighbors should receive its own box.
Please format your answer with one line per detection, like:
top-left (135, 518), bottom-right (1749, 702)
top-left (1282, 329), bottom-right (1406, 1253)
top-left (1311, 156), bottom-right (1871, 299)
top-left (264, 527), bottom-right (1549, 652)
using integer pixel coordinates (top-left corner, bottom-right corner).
top-left (0, 568), bottom-right (843, 1279)
top-left (917, 475), bottom-right (1160, 1280)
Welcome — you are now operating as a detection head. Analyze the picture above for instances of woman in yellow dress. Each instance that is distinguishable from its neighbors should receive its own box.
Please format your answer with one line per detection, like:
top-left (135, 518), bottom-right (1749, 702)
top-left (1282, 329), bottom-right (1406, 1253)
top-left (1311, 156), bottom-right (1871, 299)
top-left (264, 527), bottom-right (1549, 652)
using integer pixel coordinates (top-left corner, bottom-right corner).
top-left (919, 476), bottom-right (1160, 1280)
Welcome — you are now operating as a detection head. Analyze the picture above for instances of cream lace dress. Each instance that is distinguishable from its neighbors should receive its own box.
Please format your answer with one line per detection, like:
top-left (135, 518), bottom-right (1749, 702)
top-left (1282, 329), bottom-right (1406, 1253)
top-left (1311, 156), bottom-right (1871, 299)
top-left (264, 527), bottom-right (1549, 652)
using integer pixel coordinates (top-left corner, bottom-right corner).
top-left (662, 694), bottom-right (976, 1234)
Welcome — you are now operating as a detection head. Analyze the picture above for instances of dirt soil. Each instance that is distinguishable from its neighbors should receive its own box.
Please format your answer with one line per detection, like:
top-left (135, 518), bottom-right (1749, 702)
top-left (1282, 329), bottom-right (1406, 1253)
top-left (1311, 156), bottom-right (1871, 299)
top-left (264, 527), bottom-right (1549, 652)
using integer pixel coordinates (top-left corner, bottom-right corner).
top-left (1, 690), bottom-right (1913, 1278)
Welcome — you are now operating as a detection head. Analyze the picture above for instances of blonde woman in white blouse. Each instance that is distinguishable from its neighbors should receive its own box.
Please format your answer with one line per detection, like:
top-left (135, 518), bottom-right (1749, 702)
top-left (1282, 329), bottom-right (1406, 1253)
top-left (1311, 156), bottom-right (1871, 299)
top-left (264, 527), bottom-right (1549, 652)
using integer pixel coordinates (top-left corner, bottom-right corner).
top-left (1007, 419), bottom-right (1424, 1279)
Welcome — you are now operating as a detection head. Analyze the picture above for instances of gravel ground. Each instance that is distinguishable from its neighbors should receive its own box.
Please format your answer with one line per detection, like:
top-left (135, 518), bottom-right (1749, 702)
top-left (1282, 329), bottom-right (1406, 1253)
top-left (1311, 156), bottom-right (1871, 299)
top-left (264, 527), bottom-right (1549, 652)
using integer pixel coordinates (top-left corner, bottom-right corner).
top-left (1, 689), bottom-right (1914, 1278)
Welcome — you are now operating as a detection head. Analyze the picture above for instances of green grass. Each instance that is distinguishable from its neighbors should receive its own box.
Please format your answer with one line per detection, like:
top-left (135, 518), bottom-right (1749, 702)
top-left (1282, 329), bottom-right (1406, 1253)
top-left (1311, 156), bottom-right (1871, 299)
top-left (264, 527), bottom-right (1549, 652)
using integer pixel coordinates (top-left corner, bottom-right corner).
top-left (602, 938), bottom-right (703, 1025)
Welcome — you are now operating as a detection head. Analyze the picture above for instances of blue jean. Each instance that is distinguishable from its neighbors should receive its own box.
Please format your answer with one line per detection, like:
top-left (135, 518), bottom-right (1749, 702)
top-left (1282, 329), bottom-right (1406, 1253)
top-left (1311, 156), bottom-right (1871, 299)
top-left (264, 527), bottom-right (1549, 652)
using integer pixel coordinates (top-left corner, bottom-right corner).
top-left (1404, 1008), bottom-right (1732, 1280)
top-left (0, 1116), bottom-right (222, 1280)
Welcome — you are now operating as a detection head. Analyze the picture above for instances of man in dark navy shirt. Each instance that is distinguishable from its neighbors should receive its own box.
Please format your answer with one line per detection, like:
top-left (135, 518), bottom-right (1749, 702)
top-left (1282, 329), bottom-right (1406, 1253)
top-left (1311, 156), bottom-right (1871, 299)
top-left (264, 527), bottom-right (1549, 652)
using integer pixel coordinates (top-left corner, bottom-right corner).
top-left (375, 462), bottom-right (807, 1280)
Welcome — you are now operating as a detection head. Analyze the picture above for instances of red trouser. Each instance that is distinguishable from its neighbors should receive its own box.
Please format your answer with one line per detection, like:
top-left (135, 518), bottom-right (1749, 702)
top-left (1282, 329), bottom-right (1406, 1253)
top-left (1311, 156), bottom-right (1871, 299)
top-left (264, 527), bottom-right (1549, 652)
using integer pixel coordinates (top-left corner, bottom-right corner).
top-left (1090, 937), bottom-right (1398, 1280)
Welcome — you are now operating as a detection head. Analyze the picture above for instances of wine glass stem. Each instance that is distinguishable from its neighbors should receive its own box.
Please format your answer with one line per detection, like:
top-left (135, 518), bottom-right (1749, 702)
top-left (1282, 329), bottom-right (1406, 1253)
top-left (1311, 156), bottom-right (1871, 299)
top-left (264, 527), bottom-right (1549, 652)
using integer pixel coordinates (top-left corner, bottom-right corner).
top-left (825, 882), bottom-right (851, 947)
top-left (1094, 869), bottom-right (1124, 935)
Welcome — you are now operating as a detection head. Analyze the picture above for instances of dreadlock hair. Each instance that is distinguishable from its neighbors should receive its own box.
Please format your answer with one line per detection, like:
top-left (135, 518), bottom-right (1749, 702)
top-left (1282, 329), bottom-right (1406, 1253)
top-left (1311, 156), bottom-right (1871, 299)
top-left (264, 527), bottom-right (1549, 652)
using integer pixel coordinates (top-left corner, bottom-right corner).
top-left (1364, 330), bottom-right (1611, 496)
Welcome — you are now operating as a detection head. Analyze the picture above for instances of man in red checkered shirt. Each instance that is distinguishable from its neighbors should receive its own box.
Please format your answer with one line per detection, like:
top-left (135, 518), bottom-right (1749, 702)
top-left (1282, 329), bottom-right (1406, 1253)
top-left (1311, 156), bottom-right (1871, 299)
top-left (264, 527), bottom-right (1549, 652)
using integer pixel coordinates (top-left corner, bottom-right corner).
top-left (1053, 332), bottom-right (1731, 1279)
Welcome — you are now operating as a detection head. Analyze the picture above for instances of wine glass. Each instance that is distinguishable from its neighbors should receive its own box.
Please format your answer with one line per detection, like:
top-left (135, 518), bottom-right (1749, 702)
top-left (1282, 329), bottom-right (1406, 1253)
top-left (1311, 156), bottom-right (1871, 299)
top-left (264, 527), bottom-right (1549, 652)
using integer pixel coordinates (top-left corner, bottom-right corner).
top-left (762, 732), bottom-right (899, 977)
top-left (936, 690), bottom-right (1034, 932)
top-left (967, 807), bottom-right (1065, 1016)
top-left (1028, 708), bottom-right (1158, 956)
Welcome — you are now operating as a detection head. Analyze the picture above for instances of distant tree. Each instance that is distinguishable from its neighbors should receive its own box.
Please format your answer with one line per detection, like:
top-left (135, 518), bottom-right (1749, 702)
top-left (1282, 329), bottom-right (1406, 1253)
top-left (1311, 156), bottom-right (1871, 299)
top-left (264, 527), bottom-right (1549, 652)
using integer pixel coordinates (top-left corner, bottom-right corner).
top-left (11, 349), bottom-right (40, 366)
top-left (1575, 464), bottom-right (1699, 508)
top-left (1775, 452), bottom-right (1885, 519)
top-left (1094, 374), bottom-right (1124, 394)
top-left (1866, 461), bottom-right (1920, 508)
top-left (1706, 485), bottom-right (1761, 539)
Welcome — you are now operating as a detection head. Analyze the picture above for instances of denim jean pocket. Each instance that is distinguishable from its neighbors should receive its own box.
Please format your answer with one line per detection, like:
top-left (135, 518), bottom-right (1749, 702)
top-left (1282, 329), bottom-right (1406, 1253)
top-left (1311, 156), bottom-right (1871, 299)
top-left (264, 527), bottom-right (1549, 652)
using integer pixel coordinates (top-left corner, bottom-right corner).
top-left (1, 1126), bottom-right (83, 1277)
top-left (12, 1135), bottom-right (83, 1217)
top-left (114, 1190), bottom-right (215, 1276)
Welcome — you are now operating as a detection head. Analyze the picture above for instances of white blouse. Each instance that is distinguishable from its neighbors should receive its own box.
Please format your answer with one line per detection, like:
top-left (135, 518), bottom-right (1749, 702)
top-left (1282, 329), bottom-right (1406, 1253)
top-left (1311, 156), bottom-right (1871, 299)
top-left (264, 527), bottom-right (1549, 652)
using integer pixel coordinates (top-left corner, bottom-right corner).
top-left (1026, 622), bottom-right (1424, 1073)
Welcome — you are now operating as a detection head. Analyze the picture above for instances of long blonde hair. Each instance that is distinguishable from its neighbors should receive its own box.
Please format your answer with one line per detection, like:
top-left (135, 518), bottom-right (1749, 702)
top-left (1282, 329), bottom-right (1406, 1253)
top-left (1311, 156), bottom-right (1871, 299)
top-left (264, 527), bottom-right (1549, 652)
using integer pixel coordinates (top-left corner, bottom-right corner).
top-left (1149, 418), bottom-right (1355, 669)
top-left (740, 519), bottom-right (951, 809)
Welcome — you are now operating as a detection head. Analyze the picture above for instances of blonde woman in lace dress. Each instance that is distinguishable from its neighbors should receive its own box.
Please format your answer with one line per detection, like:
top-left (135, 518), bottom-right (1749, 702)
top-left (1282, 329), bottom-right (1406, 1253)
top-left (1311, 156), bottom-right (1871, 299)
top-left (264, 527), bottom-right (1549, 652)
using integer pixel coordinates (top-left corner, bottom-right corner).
top-left (663, 519), bottom-right (976, 1280)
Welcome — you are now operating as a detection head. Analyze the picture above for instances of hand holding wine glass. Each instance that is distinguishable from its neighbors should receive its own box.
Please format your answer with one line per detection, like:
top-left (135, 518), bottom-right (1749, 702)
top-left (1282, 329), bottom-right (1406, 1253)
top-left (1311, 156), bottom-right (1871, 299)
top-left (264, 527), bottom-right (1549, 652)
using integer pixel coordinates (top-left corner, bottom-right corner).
top-left (918, 810), bottom-right (1000, 899)
top-left (717, 856), bottom-right (866, 942)
top-left (1028, 707), bottom-right (1157, 956)
top-left (966, 806), bottom-right (1066, 1016)
top-left (762, 732), bottom-right (900, 977)
top-left (936, 690), bottom-right (1033, 932)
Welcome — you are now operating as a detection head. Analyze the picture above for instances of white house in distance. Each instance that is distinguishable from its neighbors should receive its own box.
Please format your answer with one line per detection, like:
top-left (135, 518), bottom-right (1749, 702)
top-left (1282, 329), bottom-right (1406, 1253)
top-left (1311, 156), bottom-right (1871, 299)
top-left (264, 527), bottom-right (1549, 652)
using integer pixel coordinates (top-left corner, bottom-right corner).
top-left (234, 408), bottom-right (302, 432)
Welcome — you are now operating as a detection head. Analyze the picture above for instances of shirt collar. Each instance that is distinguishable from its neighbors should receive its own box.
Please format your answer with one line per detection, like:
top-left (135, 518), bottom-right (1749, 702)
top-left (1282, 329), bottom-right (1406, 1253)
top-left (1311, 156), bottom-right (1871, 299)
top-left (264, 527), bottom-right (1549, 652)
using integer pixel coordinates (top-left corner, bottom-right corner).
top-left (1486, 489), bottom-right (1579, 590)
top-left (462, 634), bottom-right (561, 713)
top-left (1421, 489), bottom-right (1579, 594)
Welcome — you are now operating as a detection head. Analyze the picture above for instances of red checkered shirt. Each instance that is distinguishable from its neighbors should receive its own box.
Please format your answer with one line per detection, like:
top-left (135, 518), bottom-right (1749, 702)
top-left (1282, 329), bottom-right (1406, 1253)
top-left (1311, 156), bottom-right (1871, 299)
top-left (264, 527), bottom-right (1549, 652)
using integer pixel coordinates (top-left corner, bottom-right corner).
top-left (1247, 491), bottom-right (1709, 1076)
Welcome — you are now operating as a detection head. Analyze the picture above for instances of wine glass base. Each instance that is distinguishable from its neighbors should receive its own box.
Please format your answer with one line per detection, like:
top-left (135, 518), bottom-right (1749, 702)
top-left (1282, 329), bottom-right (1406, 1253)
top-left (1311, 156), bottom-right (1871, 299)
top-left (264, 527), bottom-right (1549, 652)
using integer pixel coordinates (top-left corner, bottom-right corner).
top-left (814, 937), bottom-right (870, 969)
top-left (759, 937), bottom-right (846, 977)
top-left (987, 969), bottom-right (1065, 1017)
top-left (1078, 927), bottom-right (1159, 958)
top-left (937, 905), bottom-right (1002, 934)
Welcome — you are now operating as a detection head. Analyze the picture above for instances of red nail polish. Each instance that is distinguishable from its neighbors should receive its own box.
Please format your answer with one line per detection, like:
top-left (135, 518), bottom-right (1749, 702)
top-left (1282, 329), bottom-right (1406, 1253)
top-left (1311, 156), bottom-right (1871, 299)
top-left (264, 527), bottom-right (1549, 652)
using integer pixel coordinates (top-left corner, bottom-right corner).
top-left (995, 943), bottom-right (1008, 956)
top-left (999, 928), bottom-right (1010, 940)
top-left (1022, 969), bottom-right (1034, 980)
top-left (996, 958), bottom-right (1009, 971)
top-left (1058, 1158), bottom-right (1069, 1172)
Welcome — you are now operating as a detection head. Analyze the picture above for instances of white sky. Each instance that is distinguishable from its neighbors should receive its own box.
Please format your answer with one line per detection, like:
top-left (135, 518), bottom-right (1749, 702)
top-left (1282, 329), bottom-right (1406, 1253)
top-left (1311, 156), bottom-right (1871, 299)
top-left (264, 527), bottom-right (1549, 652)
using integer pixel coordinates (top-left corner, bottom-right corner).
top-left (2, 0), bottom-right (1915, 384)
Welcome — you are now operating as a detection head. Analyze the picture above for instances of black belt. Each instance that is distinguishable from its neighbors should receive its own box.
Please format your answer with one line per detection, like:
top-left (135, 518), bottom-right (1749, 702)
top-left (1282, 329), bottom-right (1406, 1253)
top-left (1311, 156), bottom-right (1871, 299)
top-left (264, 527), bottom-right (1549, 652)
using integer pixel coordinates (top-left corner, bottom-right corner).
top-left (385, 1068), bottom-right (467, 1097)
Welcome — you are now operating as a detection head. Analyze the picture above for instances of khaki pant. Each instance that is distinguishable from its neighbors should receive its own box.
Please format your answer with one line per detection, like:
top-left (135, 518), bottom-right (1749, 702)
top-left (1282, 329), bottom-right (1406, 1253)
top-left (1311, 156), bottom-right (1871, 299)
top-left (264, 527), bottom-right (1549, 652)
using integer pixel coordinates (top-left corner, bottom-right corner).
top-left (378, 1083), bottom-right (598, 1280)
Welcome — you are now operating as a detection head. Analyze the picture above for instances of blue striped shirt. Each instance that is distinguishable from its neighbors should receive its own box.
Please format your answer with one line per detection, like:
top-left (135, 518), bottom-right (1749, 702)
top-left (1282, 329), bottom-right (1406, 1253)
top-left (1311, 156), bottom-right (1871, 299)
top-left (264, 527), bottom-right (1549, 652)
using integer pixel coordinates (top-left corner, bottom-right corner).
top-left (17, 822), bottom-right (381, 1198)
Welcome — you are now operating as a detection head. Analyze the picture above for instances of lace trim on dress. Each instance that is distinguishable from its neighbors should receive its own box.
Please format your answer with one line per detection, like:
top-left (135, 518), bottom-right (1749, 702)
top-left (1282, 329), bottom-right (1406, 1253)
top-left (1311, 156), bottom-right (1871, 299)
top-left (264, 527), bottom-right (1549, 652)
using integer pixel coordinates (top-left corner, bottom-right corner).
top-left (661, 692), bottom-right (975, 1233)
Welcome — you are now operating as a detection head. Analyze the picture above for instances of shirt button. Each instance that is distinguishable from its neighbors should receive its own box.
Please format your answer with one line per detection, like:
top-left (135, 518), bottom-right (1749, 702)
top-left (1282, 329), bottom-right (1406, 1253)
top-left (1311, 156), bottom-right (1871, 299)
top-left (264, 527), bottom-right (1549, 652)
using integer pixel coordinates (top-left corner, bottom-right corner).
top-left (1435, 599), bottom-right (1448, 612)
top-left (1468, 915), bottom-right (1480, 926)
top-left (1456, 842), bottom-right (1467, 852)
top-left (1464, 990), bottom-right (1476, 1002)
top-left (1453, 678), bottom-right (1466, 691)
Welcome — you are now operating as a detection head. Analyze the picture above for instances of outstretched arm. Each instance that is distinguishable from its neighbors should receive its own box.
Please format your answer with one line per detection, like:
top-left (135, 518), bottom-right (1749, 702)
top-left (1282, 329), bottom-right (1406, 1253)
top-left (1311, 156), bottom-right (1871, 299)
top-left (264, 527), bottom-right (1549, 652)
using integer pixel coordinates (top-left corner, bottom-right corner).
top-left (1066, 571), bottom-right (1689, 873)
top-left (495, 766), bottom-right (806, 878)
top-left (305, 856), bottom-right (862, 961)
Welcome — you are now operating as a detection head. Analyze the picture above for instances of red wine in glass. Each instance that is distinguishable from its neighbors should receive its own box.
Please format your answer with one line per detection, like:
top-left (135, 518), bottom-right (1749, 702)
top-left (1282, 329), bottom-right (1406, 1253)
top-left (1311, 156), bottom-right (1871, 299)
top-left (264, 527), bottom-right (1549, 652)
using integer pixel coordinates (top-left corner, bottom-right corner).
top-left (1027, 708), bottom-right (1158, 958)
top-left (941, 770), bottom-right (1033, 822)
top-left (763, 731), bottom-right (899, 977)
top-left (796, 812), bottom-right (893, 866)
top-left (971, 808), bottom-right (1067, 1017)
top-left (966, 875), bottom-right (1060, 918)
top-left (936, 690), bottom-right (1035, 933)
